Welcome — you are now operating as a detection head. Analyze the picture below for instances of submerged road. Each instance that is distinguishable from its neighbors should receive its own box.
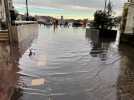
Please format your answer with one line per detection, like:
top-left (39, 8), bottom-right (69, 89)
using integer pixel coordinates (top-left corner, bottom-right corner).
top-left (0, 25), bottom-right (134, 100)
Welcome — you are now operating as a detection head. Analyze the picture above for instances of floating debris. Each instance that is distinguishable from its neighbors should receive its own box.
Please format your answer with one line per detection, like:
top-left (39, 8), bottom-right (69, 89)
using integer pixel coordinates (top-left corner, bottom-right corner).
top-left (32, 78), bottom-right (47, 86)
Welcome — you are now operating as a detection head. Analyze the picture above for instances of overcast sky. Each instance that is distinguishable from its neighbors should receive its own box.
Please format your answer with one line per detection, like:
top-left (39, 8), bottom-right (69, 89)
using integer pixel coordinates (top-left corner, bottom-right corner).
top-left (13, 0), bottom-right (127, 19)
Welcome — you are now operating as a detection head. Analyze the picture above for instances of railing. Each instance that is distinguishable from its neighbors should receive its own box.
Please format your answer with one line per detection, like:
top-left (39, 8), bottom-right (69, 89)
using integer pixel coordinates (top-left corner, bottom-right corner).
top-left (0, 30), bottom-right (8, 32)
top-left (12, 21), bottom-right (38, 25)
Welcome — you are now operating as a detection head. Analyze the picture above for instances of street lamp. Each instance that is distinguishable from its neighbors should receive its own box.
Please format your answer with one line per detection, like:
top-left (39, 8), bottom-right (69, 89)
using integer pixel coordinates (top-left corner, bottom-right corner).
top-left (26, 0), bottom-right (29, 20)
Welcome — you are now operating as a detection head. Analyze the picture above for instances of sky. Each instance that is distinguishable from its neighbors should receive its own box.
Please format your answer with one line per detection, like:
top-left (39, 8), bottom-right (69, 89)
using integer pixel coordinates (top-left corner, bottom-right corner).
top-left (13, 0), bottom-right (127, 19)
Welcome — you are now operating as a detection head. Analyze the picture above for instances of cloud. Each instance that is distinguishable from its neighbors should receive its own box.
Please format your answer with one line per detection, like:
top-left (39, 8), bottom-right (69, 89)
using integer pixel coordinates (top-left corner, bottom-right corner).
top-left (13, 0), bottom-right (126, 9)
top-left (13, 0), bottom-right (127, 18)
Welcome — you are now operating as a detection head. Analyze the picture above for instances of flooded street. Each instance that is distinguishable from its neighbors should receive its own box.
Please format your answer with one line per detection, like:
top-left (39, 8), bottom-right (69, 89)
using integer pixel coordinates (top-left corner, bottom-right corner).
top-left (1, 26), bottom-right (134, 100)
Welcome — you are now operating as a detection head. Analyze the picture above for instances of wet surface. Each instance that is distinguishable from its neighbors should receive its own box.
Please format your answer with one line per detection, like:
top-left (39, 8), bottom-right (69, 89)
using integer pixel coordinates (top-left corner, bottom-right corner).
top-left (1, 26), bottom-right (134, 100)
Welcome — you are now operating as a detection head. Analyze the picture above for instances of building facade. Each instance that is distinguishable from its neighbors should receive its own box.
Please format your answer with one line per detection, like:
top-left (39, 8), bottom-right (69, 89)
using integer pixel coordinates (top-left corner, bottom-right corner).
top-left (121, 0), bottom-right (134, 34)
top-left (0, 0), bottom-right (6, 24)
top-left (0, 0), bottom-right (14, 29)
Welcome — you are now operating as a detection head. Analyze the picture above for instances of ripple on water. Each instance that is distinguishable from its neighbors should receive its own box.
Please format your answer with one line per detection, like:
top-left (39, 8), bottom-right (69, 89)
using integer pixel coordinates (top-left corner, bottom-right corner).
top-left (16, 26), bottom-right (122, 100)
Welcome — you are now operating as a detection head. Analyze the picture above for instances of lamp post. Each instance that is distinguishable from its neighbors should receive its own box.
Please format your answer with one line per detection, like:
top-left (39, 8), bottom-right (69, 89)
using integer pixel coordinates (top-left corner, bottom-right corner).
top-left (26, 0), bottom-right (29, 20)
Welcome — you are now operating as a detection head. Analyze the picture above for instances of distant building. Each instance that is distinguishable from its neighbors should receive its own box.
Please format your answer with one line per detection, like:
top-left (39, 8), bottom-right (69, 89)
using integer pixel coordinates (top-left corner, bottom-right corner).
top-left (121, 0), bottom-right (134, 34)
top-left (36, 16), bottom-right (54, 25)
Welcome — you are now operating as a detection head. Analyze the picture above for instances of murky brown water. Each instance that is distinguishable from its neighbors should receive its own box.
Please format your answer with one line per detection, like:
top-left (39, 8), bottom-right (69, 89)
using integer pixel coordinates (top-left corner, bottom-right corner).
top-left (1, 25), bottom-right (134, 100)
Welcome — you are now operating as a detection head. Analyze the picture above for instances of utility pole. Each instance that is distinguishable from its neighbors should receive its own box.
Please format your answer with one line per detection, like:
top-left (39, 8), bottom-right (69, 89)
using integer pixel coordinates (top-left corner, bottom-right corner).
top-left (26, 0), bottom-right (29, 20)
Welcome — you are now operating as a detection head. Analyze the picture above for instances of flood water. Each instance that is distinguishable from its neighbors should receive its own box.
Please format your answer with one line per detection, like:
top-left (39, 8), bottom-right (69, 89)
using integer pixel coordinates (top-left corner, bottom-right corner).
top-left (1, 25), bottom-right (134, 100)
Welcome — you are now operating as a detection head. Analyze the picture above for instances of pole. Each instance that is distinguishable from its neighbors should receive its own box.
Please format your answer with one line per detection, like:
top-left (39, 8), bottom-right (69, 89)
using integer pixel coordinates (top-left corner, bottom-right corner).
top-left (26, 0), bottom-right (29, 20)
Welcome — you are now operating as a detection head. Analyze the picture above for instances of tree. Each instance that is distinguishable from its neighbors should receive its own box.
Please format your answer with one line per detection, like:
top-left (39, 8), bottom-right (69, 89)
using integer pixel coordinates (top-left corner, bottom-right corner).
top-left (92, 0), bottom-right (116, 30)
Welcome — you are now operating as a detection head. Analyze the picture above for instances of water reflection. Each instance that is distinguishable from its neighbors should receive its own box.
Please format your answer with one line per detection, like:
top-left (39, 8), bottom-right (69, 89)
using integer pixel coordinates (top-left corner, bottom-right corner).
top-left (86, 29), bottom-right (116, 61)
top-left (16, 26), bottom-right (120, 100)
top-left (11, 88), bottom-right (23, 100)
top-left (0, 42), bottom-right (20, 100)
top-left (0, 42), bottom-right (39, 100)
top-left (2, 26), bottom-right (134, 100)
top-left (0, 24), bottom-right (38, 100)
top-left (117, 44), bottom-right (134, 100)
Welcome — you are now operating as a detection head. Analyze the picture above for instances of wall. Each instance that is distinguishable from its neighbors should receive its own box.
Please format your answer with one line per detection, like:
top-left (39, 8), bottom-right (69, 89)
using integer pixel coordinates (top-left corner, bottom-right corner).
top-left (0, 42), bottom-right (19, 100)
top-left (11, 22), bottom-right (38, 53)
top-left (124, 3), bottom-right (134, 34)
top-left (0, 0), bottom-right (6, 22)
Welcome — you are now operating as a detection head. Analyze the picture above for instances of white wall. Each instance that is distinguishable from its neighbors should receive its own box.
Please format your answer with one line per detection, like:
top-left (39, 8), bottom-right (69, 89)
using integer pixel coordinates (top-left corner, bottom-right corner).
top-left (0, 0), bottom-right (6, 22)
top-left (14, 23), bottom-right (39, 53)
top-left (124, 4), bottom-right (134, 34)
